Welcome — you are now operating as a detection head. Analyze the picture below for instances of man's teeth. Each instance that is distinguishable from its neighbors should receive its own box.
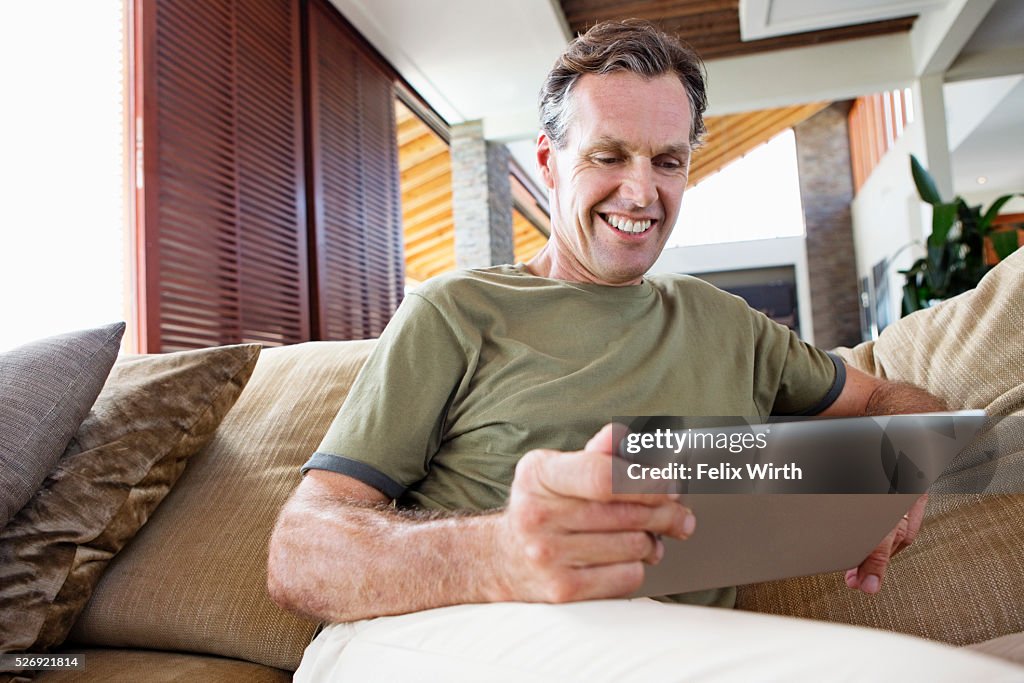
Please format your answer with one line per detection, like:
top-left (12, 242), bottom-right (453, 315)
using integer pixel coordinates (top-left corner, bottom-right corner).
top-left (605, 214), bottom-right (652, 234)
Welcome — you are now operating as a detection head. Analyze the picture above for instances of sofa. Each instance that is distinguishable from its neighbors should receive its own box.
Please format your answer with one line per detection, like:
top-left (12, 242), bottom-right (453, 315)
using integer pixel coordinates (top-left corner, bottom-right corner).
top-left (2, 250), bottom-right (1022, 681)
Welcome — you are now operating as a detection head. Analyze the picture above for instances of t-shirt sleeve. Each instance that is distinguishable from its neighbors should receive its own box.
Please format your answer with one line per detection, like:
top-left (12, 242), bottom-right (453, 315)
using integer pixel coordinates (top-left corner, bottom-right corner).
top-left (748, 309), bottom-right (846, 417)
top-left (301, 293), bottom-right (470, 498)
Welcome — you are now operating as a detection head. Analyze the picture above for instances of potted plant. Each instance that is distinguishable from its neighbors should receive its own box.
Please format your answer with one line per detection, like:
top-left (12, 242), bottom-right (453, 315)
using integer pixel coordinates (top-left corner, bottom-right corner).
top-left (901, 155), bottom-right (1021, 314)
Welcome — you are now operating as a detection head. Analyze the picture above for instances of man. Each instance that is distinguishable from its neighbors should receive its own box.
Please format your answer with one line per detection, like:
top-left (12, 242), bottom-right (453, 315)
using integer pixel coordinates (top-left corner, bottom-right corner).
top-left (268, 20), bottom-right (1018, 681)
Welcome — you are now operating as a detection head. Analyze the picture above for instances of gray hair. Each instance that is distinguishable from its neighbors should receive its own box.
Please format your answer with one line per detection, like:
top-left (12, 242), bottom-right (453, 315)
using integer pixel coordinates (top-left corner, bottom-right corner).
top-left (539, 20), bottom-right (708, 150)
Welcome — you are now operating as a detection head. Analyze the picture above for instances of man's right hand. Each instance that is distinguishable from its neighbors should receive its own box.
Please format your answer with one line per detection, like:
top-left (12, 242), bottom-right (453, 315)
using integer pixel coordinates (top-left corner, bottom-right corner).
top-left (493, 423), bottom-right (696, 603)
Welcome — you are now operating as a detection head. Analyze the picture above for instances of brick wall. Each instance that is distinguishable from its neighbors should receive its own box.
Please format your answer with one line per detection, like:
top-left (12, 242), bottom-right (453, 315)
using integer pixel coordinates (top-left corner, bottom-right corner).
top-left (794, 102), bottom-right (863, 349)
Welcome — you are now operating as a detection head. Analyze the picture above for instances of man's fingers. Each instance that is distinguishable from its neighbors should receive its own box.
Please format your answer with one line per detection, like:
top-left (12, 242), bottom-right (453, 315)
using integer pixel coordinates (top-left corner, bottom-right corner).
top-left (895, 493), bottom-right (928, 553)
top-left (536, 531), bottom-right (659, 567)
top-left (526, 448), bottom-right (678, 505)
top-left (549, 562), bottom-right (647, 602)
top-left (554, 499), bottom-right (694, 539)
top-left (851, 525), bottom-right (902, 594)
top-left (583, 423), bottom-right (619, 455)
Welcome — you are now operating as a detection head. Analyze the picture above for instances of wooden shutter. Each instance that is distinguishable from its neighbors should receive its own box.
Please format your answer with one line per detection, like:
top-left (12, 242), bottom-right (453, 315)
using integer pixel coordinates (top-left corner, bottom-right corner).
top-left (134, 0), bottom-right (308, 351)
top-left (306, 0), bottom-right (404, 340)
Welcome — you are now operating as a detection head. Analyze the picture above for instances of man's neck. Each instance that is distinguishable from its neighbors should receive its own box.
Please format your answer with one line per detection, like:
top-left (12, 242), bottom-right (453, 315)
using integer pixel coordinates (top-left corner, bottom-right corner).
top-left (522, 246), bottom-right (643, 287)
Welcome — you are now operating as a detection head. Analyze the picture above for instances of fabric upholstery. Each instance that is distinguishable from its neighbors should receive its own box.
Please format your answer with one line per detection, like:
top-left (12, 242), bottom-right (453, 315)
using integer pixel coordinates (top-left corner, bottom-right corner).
top-left (833, 248), bottom-right (1024, 416)
top-left (736, 494), bottom-right (1024, 645)
top-left (737, 251), bottom-right (1024, 644)
top-left (68, 341), bottom-right (376, 672)
top-left (295, 599), bottom-right (1024, 681)
top-left (0, 323), bottom-right (124, 527)
top-left (32, 648), bottom-right (291, 682)
top-left (0, 344), bottom-right (260, 655)
top-left (967, 632), bottom-right (1024, 668)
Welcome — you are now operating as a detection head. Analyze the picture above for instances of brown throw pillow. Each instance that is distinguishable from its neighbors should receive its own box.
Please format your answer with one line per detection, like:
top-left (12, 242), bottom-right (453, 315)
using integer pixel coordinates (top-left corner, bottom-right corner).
top-left (0, 343), bottom-right (261, 655)
top-left (68, 340), bottom-right (375, 672)
top-left (0, 323), bottom-right (124, 528)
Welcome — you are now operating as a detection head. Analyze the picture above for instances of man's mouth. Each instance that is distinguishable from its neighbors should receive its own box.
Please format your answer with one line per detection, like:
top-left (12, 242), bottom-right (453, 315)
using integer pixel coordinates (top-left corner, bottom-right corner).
top-left (599, 213), bottom-right (655, 235)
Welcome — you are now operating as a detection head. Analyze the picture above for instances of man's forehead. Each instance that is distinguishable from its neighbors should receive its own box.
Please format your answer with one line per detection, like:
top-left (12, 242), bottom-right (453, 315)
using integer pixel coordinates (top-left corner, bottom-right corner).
top-left (566, 72), bottom-right (692, 152)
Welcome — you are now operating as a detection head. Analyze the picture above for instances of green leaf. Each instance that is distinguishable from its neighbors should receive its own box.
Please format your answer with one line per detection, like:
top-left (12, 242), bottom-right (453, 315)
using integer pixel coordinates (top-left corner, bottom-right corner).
top-left (980, 194), bottom-right (1019, 230)
top-left (902, 282), bottom-right (920, 316)
top-left (991, 230), bottom-right (1021, 261)
top-left (928, 202), bottom-right (959, 247)
top-left (911, 155), bottom-right (943, 205)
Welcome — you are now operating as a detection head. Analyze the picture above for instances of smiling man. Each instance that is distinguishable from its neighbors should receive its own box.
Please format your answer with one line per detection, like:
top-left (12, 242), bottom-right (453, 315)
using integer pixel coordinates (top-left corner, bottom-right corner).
top-left (267, 20), bottom-right (1019, 682)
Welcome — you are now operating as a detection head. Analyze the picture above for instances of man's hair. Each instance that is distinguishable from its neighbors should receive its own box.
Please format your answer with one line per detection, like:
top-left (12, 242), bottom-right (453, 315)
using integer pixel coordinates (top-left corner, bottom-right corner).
top-left (539, 20), bottom-right (708, 150)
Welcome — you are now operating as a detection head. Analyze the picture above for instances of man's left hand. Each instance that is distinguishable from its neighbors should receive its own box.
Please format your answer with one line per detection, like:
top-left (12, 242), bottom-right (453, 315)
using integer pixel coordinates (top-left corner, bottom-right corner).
top-left (845, 493), bottom-right (928, 594)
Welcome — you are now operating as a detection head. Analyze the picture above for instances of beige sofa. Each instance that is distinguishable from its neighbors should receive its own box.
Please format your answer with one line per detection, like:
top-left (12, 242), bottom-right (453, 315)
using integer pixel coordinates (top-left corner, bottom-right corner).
top-left (18, 251), bottom-right (1024, 680)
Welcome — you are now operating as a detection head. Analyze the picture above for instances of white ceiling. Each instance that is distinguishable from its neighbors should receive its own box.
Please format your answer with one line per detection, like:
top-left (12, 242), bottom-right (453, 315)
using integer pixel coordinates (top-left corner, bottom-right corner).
top-left (330, 0), bottom-right (1023, 198)
top-left (739, 0), bottom-right (943, 40)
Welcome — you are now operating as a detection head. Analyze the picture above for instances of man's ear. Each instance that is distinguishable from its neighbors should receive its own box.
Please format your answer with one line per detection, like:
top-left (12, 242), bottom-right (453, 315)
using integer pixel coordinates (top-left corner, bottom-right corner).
top-left (536, 132), bottom-right (556, 190)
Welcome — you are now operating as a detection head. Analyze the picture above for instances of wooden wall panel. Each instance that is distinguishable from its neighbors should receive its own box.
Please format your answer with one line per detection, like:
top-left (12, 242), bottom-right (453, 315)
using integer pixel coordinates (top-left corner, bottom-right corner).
top-left (307, 0), bottom-right (403, 340)
top-left (136, 0), bottom-right (307, 351)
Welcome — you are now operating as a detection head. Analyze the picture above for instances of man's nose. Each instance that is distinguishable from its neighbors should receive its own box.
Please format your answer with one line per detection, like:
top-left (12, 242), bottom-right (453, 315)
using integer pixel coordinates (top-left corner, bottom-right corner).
top-left (621, 160), bottom-right (657, 208)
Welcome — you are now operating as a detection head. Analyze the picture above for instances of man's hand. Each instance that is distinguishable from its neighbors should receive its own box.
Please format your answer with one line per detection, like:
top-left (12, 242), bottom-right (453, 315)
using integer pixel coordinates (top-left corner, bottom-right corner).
top-left (845, 493), bottom-right (928, 594)
top-left (493, 424), bottom-right (695, 603)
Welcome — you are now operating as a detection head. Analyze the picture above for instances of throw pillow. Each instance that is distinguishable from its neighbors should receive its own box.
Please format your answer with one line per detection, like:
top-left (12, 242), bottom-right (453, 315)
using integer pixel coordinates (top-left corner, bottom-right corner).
top-left (0, 322), bottom-right (125, 528)
top-left (834, 248), bottom-right (1024, 415)
top-left (68, 340), bottom-right (375, 672)
top-left (0, 343), bottom-right (261, 655)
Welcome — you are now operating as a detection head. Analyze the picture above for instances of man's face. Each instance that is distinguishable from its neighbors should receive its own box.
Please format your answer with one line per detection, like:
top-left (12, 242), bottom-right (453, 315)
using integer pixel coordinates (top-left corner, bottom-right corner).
top-left (537, 71), bottom-right (693, 286)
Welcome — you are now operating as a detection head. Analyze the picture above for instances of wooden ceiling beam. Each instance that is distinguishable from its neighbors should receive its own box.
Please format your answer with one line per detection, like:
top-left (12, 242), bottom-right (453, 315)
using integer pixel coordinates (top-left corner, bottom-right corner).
top-left (401, 174), bottom-right (452, 214)
top-left (399, 140), bottom-right (448, 173)
top-left (402, 194), bottom-right (451, 227)
top-left (405, 228), bottom-right (456, 260)
top-left (560, 1), bottom-right (915, 61)
top-left (404, 221), bottom-right (451, 246)
top-left (401, 215), bottom-right (450, 244)
top-left (411, 249), bottom-right (457, 278)
top-left (565, 0), bottom-right (736, 27)
top-left (400, 153), bottom-right (450, 188)
top-left (398, 121), bottom-right (432, 147)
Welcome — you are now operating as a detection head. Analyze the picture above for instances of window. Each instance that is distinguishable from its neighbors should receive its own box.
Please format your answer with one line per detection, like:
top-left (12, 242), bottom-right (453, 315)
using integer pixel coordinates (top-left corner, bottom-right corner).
top-left (0, 1), bottom-right (127, 351)
top-left (667, 130), bottom-right (806, 248)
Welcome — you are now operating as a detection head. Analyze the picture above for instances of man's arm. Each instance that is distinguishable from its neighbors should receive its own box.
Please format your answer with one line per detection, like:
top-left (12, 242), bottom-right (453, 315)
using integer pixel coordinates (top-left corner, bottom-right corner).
top-left (819, 362), bottom-right (948, 594)
top-left (820, 363), bottom-right (947, 417)
top-left (267, 425), bottom-right (694, 624)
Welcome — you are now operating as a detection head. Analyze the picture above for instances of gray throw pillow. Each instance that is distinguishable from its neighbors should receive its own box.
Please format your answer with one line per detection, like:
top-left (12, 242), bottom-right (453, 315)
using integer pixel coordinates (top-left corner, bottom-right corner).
top-left (0, 322), bottom-right (125, 527)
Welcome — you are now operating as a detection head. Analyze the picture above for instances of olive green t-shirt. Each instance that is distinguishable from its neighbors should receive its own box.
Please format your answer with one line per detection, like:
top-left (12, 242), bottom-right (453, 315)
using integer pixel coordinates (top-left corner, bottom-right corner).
top-left (304, 264), bottom-right (844, 606)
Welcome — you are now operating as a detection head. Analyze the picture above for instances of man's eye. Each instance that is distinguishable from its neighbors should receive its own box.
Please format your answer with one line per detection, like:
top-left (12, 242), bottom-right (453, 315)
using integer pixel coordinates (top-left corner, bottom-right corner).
top-left (656, 159), bottom-right (682, 169)
top-left (594, 156), bottom-right (620, 165)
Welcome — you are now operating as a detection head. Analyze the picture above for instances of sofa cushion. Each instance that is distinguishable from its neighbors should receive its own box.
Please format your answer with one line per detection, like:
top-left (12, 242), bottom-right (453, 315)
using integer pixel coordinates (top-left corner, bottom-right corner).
top-left (0, 344), bottom-right (260, 655)
top-left (967, 632), bottom-right (1024, 668)
top-left (835, 248), bottom-right (1024, 416)
top-left (736, 494), bottom-right (1024, 645)
top-left (68, 340), bottom-right (376, 672)
top-left (737, 250), bottom-right (1024, 644)
top-left (0, 322), bottom-right (124, 527)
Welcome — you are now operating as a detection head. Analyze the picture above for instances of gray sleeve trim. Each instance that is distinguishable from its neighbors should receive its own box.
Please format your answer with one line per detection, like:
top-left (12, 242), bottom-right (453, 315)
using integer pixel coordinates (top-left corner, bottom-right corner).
top-left (786, 351), bottom-right (847, 416)
top-left (300, 453), bottom-right (406, 500)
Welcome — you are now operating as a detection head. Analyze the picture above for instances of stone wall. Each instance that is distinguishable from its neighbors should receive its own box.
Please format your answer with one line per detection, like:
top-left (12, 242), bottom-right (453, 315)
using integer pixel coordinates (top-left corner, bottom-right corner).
top-left (794, 102), bottom-right (863, 349)
top-left (450, 121), bottom-right (514, 268)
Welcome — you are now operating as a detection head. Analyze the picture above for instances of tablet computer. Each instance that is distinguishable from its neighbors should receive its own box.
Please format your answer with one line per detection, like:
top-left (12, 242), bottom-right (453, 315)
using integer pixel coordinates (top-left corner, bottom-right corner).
top-left (629, 410), bottom-right (987, 597)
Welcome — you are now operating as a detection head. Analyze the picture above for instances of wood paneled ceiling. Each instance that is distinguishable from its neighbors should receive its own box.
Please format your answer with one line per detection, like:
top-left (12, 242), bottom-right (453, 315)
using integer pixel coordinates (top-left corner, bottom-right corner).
top-left (559, 0), bottom-right (916, 60)
top-left (397, 96), bottom-right (828, 284)
top-left (691, 101), bottom-right (828, 185)
top-left (397, 101), bottom-right (548, 284)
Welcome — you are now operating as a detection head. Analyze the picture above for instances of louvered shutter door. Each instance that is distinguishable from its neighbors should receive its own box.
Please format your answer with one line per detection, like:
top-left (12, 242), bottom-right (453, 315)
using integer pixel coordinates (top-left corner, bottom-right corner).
top-left (307, 0), bottom-right (404, 340)
top-left (137, 0), bottom-right (307, 351)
